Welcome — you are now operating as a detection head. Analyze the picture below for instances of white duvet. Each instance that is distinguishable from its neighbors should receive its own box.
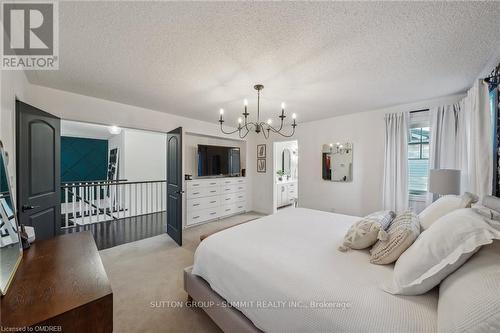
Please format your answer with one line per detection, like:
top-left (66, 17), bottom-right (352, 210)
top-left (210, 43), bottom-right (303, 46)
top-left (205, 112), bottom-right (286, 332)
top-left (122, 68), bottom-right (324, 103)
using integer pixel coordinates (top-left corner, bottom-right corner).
top-left (192, 208), bottom-right (437, 333)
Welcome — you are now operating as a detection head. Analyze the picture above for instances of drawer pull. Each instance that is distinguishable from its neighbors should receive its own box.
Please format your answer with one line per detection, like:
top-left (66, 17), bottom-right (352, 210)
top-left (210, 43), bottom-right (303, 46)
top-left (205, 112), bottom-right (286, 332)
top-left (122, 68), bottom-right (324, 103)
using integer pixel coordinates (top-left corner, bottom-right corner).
top-left (209, 212), bottom-right (217, 215)
top-left (210, 182), bottom-right (217, 185)
top-left (209, 201), bottom-right (217, 204)
top-left (225, 189), bottom-right (230, 191)
top-left (193, 203), bottom-right (200, 206)
top-left (225, 181), bottom-right (231, 183)
top-left (193, 216), bottom-right (200, 219)
top-left (210, 190), bottom-right (217, 193)
top-left (225, 198), bottom-right (231, 201)
top-left (238, 206), bottom-right (243, 209)
top-left (193, 192), bottom-right (200, 195)
top-left (225, 208), bottom-right (231, 212)
top-left (192, 184), bottom-right (200, 187)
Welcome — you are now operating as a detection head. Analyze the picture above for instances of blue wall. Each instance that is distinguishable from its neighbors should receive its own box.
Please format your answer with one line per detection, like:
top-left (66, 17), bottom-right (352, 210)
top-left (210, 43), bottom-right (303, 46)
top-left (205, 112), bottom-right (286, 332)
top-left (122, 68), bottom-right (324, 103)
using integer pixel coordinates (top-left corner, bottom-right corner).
top-left (61, 136), bottom-right (108, 183)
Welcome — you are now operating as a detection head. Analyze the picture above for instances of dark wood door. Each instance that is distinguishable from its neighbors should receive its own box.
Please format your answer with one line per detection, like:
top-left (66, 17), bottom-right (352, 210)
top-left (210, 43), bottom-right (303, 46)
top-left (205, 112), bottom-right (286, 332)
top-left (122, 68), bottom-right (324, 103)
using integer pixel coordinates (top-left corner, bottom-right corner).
top-left (16, 101), bottom-right (61, 240)
top-left (166, 127), bottom-right (183, 246)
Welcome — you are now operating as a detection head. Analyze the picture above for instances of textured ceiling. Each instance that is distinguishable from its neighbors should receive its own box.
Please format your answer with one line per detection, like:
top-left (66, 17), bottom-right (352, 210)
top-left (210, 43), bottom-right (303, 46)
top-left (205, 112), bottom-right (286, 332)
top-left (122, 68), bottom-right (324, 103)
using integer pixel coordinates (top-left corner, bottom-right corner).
top-left (26, 1), bottom-right (500, 125)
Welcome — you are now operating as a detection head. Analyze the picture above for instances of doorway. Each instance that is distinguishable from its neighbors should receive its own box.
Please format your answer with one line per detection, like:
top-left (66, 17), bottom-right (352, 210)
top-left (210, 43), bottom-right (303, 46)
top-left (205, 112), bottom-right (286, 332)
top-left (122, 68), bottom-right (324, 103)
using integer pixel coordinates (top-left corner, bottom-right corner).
top-left (273, 140), bottom-right (298, 213)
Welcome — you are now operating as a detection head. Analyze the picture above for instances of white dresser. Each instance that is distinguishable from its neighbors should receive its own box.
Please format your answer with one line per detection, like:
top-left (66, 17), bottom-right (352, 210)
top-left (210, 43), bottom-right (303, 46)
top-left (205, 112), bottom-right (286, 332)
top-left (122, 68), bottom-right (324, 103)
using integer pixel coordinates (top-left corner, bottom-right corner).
top-left (276, 180), bottom-right (297, 208)
top-left (185, 177), bottom-right (247, 227)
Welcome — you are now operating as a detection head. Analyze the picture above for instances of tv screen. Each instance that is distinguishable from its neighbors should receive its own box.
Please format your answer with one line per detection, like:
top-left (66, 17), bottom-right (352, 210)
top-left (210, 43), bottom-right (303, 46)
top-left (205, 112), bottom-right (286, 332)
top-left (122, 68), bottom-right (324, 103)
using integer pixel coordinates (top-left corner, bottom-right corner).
top-left (198, 145), bottom-right (240, 177)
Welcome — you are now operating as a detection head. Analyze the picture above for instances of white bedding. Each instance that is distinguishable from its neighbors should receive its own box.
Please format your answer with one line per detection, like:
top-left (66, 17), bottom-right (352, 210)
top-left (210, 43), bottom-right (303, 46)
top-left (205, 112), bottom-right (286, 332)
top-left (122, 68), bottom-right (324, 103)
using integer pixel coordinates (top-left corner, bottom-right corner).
top-left (192, 208), bottom-right (438, 333)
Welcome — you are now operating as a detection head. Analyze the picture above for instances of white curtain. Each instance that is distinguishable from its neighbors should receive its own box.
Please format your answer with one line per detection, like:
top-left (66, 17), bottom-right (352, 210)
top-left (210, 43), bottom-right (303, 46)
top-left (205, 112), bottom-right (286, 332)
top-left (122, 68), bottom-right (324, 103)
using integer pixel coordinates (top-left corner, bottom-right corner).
top-left (383, 112), bottom-right (409, 212)
top-left (427, 103), bottom-right (467, 203)
top-left (461, 80), bottom-right (493, 197)
top-left (428, 80), bottom-right (492, 198)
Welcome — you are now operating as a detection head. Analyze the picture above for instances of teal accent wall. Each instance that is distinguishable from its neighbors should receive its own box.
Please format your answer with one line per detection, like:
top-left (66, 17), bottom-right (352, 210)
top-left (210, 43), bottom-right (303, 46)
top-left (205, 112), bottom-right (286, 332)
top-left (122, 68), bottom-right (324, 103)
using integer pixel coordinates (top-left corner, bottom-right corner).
top-left (0, 153), bottom-right (8, 194)
top-left (61, 136), bottom-right (108, 183)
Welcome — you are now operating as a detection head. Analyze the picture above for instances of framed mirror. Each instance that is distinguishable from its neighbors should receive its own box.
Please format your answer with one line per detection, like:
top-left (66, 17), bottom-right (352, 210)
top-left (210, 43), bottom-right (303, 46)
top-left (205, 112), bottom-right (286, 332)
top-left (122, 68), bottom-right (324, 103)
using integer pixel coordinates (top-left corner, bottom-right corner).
top-left (0, 140), bottom-right (22, 295)
top-left (322, 142), bottom-right (353, 182)
top-left (282, 148), bottom-right (291, 176)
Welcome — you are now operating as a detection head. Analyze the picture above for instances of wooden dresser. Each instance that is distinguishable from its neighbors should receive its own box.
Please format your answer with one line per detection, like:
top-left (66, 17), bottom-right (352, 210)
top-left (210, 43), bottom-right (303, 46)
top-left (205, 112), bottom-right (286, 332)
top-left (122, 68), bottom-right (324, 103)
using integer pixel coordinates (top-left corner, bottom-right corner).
top-left (1, 232), bottom-right (113, 332)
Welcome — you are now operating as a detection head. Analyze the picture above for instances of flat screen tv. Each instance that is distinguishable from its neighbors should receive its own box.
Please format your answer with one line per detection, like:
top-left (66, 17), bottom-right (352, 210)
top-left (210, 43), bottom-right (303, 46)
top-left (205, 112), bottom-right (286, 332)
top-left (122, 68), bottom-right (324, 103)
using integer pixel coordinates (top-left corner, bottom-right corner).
top-left (197, 145), bottom-right (240, 177)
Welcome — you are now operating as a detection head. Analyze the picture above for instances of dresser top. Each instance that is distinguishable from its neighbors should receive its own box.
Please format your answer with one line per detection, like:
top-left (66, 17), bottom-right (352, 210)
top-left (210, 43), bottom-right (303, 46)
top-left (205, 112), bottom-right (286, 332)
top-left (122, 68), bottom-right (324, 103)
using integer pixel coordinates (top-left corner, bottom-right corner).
top-left (1, 232), bottom-right (113, 327)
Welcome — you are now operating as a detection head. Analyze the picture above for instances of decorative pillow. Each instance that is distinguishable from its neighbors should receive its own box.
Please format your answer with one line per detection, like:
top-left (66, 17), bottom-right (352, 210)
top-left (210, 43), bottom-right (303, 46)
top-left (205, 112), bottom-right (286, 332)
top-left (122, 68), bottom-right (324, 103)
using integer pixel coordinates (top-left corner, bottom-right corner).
top-left (419, 192), bottom-right (478, 230)
top-left (481, 195), bottom-right (500, 213)
top-left (383, 208), bottom-right (500, 295)
top-left (438, 240), bottom-right (500, 333)
top-left (472, 204), bottom-right (500, 221)
top-left (338, 210), bottom-right (395, 252)
top-left (369, 211), bottom-right (420, 265)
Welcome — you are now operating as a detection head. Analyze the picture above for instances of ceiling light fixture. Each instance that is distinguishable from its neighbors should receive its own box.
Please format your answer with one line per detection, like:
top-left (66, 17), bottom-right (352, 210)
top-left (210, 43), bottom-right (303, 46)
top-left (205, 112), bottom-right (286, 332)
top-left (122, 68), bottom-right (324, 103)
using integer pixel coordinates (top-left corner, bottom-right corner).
top-left (108, 125), bottom-right (122, 135)
top-left (218, 84), bottom-right (297, 139)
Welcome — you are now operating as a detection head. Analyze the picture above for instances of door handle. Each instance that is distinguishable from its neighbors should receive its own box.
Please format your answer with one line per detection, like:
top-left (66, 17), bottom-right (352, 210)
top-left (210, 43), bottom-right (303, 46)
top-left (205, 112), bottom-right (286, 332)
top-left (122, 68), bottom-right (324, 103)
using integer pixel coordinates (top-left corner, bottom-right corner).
top-left (22, 205), bottom-right (39, 212)
top-left (176, 190), bottom-right (185, 194)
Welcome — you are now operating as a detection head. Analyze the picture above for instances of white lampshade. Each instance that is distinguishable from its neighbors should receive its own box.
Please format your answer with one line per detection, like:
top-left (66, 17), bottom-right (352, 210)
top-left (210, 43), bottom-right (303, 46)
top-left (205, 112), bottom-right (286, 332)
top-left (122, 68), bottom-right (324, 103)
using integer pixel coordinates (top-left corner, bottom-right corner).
top-left (428, 169), bottom-right (461, 195)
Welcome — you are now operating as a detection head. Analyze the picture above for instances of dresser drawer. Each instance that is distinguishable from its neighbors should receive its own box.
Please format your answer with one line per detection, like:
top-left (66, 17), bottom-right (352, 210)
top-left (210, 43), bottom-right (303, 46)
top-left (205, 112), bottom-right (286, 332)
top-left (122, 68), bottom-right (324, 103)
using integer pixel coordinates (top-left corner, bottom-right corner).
top-left (187, 186), bottom-right (220, 199)
top-left (186, 207), bottom-right (220, 226)
top-left (187, 179), bottom-right (219, 191)
top-left (187, 196), bottom-right (220, 211)
top-left (221, 193), bottom-right (236, 204)
top-left (220, 202), bottom-right (246, 217)
top-left (235, 178), bottom-right (246, 184)
top-left (234, 192), bottom-right (246, 202)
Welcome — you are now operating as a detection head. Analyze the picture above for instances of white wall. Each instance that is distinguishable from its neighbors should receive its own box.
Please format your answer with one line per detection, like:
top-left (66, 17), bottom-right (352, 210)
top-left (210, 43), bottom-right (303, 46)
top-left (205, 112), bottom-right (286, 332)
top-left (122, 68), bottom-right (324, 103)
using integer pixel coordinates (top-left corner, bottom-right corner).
top-left (251, 94), bottom-right (464, 216)
top-left (0, 70), bottom-right (30, 201)
top-left (122, 129), bottom-right (166, 182)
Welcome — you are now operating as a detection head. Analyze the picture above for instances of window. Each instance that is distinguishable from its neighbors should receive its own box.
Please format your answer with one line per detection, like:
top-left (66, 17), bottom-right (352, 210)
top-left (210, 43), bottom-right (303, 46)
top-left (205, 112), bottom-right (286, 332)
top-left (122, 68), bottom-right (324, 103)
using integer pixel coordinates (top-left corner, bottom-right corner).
top-left (408, 112), bottom-right (430, 196)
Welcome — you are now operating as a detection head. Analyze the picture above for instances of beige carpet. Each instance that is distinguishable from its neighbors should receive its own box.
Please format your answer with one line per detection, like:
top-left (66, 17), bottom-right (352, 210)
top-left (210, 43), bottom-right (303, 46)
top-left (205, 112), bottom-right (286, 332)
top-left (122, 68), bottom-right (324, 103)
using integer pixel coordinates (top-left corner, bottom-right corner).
top-left (99, 212), bottom-right (264, 333)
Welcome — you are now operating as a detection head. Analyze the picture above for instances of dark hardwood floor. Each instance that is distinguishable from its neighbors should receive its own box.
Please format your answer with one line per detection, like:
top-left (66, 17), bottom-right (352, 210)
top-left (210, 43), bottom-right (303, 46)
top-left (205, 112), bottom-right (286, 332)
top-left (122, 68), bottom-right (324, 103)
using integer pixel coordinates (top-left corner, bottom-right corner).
top-left (62, 211), bottom-right (166, 250)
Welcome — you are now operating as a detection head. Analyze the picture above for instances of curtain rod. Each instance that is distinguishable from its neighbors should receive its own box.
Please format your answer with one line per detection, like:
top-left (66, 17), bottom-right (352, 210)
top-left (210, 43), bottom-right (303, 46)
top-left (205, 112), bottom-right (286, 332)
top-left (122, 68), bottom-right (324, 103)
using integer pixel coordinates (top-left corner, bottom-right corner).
top-left (410, 109), bottom-right (430, 114)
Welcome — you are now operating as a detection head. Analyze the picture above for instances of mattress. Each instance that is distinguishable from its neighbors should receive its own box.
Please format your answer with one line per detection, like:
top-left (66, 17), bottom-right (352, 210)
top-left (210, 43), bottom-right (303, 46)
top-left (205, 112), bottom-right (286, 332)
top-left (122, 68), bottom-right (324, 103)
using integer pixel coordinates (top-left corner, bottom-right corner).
top-left (192, 208), bottom-right (438, 333)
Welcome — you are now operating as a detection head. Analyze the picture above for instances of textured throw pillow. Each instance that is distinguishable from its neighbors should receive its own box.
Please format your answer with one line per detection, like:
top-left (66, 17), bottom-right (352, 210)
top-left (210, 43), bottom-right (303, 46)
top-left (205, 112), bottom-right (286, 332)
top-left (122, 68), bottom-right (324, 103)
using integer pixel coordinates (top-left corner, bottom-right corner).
top-left (472, 204), bottom-right (500, 221)
top-left (438, 240), bottom-right (500, 333)
top-left (338, 210), bottom-right (395, 252)
top-left (481, 195), bottom-right (500, 213)
top-left (419, 192), bottom-right (478, 230)
top-left (370, 211), bottom-right (420, 265)
top-left (383, 208), bottom-right (500, 295)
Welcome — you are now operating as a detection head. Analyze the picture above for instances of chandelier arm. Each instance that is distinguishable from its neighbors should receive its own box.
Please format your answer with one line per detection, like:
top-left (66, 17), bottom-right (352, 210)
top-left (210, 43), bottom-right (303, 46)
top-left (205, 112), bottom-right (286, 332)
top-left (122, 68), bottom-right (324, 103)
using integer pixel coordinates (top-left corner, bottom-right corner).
top-left (274, 125), bottom-right (296, 138)
top-left (238, 126), bottom-right (250, 139)
top-left (219, 123), bottom-right (240, 135)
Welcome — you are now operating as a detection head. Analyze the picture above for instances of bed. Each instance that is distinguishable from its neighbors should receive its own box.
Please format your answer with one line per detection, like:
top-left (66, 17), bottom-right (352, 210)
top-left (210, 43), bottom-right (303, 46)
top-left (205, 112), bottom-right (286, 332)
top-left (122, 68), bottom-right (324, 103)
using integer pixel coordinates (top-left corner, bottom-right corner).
top-left (185, 208), bottom-right (438, 333)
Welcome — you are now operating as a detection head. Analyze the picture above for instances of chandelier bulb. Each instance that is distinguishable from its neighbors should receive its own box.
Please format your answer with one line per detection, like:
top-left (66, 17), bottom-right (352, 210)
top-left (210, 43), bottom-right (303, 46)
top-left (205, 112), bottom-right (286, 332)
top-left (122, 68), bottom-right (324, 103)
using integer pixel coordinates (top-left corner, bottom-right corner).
top-left (281, 102), bottom-right (286, 110)
top-left (267, 118), bottom-right (272, 125)
top-left (244, 99), bottom-right (248, 106)
top-left (292, 113), bottom-right (296, 119)
top-left (238, 117), bottom-right (242, 124)
top-left (219, 108), bottom-right (224, 115)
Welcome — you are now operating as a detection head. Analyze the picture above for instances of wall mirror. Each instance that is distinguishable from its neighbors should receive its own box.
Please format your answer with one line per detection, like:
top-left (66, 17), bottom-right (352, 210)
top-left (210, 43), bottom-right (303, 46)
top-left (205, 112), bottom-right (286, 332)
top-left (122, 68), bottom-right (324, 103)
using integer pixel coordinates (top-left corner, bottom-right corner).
top-left (0, 140), bottom-right (22, 295)
top-left (282, 148), bottom-right (291, 176)
top-left (322, 142), bottom-right (353, 182)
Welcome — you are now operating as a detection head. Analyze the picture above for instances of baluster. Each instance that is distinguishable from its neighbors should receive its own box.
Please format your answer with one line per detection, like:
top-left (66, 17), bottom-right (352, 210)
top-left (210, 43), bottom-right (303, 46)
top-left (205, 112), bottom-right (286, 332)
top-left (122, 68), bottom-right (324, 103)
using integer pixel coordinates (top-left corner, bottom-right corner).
top-left (108, 182), bottom-right (113, 221)
top-left (141, 183), bottom-right (144, 216)
top-left (128, 183), bottom-right (132, 218)
top-left (79, 183), bottom-right (83, 225)
top-left (90, 184), bottom-right (94, 224)
top-left (135, 183), bottom-right (138, 217)
top-left (72, 184), bottom-right (76, 226)
top-left (97, 184), bottom-right (101, 223)
top-left (160, 182), bottom-right (163, 212)
top-left (64, 187), bottom-right (69, 227)
top-left (156, 182), bottom-right (159, 213)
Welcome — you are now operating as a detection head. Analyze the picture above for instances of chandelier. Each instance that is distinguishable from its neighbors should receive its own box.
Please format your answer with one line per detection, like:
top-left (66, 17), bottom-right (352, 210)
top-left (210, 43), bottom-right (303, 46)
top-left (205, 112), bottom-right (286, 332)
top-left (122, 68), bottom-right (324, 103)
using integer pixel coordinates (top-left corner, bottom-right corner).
top-left (218, 84), bottom-right (297, 139)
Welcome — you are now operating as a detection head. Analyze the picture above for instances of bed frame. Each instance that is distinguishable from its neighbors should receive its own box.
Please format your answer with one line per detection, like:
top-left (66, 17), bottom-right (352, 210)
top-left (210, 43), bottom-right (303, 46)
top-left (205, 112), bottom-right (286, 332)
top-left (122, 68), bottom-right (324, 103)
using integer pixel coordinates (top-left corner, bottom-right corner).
top-left (184, 266), bottom-right (262, 333)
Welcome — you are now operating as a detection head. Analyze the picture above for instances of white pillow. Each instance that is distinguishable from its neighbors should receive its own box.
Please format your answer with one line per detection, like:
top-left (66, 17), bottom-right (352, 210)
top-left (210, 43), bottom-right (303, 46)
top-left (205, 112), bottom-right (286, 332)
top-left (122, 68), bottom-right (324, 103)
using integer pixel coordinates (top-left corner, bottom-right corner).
top-left (419, 193), bottom-right (476, 230)
top-left (438, 240), bottom-right (500, 333)
top-left (383, 208), bottom-right (500, 295)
